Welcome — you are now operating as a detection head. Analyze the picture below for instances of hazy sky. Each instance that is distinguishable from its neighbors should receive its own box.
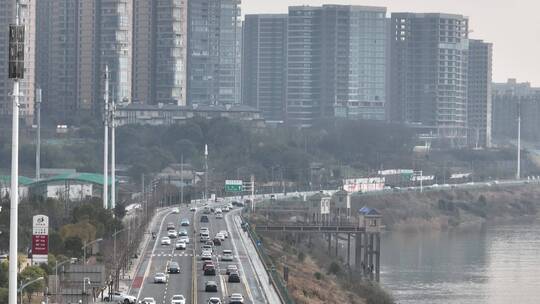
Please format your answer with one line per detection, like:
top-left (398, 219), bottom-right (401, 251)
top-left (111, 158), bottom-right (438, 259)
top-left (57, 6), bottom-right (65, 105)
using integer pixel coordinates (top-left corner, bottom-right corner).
top-left (243, 0), bottom-right (540, 86)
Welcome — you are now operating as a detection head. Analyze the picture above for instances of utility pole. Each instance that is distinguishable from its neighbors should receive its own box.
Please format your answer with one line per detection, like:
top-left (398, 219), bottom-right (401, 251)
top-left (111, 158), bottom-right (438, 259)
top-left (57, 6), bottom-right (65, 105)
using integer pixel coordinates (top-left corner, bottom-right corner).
top-left (111, 91), bottom-right (116, 210)
top-left (8, 1), bottom-right (24, 303)
top-left (517, 101), bottom-right (521, 180)
top-left (35, 88), bottom-right (41, 180)
top-left (103, 65), bottom-right (109, 209)
top-left (251, 175), bottom-right (255, 212)
top-left (180, 154), bottom-right (184, 205)
top-left (204, 144), bottom-right (208, 201)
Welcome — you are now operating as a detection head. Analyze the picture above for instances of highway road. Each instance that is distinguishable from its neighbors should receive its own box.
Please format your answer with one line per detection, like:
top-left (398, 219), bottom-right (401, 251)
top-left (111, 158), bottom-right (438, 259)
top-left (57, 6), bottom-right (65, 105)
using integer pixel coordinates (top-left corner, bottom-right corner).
top-left (127, 200), bottom-right (277, 304)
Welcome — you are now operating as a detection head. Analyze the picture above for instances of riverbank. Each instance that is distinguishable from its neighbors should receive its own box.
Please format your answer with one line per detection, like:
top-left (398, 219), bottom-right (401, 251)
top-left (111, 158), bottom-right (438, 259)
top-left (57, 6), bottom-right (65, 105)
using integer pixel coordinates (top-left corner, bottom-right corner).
top-left (351, 184), bottom-right (540, 232)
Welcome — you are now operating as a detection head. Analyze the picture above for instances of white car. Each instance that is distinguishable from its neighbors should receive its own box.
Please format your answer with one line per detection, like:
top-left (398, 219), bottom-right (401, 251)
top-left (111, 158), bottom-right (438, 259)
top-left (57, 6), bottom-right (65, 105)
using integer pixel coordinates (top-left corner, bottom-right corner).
top-left (223, 206), bottom-right (230, 212)
top-left (175, 241), bottom-right (187, 250)
top-left (216, 233), bottom-right (225, 242)
top-left (219, 230), bottom-right (229, 238)
top-left (179, 235), bottom-right (190, 244)
top-left (215, 213), bottom-right (223, 219)
top-left (105, 291), bottom-right (137, 304)
top-left (139, 297), bottom-right (156, 304)
top-left (221, 250), bottom-right (234, 262)
top-left (168, 230), bottom-right (178, 238)
top-left (229, 293), bottom-right (244, 304)
top-left (201, 251), bottom-right (212, 261)
top-left (154, 272), bottom-right (167, 283)
top-left (171, 295), bottom-right (185, 304)
top-left (200, 227), bottom-right (210, 236)
top-left (190, 207), bottom-right (197, 212)
top-left (172, 208), bottom-right (180, 214)
top-left (161, 237), bottom-right (171, 245)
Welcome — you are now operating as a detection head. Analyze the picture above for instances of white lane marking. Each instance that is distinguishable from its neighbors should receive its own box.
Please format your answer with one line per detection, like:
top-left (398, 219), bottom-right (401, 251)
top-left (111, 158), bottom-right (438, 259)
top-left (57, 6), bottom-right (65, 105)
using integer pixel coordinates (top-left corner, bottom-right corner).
top-left (225, 211), bottom-right (255, 302)
top-left (136, 210), bottom-right (173, 301)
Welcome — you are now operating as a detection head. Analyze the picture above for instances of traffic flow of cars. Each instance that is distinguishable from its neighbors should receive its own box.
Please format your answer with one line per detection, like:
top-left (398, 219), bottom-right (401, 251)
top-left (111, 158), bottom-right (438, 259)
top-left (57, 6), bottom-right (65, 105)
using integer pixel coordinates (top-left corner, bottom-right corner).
top-left (137, 200), bottom-right (246, 304)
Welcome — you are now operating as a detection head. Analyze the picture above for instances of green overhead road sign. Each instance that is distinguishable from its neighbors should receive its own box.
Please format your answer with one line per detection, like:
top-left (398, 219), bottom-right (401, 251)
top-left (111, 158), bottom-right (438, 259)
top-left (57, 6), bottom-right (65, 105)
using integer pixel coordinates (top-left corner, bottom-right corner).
top-left (225, 180), bottom-right (243, 192)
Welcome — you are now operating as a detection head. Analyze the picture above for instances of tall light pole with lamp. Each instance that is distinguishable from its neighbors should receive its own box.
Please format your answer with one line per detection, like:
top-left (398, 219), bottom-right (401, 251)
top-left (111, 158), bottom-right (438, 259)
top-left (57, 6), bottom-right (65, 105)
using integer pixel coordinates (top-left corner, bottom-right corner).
top-left (19, 276), bottom-right (44, 304)
top-left (82, 238), bottom-right (103, 264)
top-left (8, 0), bottom-right (26, 303)
top-left (112, 228), bottom-right (126, 289)
top-left (53, 259), bottom-right (71, 304)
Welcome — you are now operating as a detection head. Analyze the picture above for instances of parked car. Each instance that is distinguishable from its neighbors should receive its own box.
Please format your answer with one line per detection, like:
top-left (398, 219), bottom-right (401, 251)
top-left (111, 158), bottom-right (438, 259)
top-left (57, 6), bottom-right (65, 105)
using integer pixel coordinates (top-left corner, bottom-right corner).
top-left (205, 281), bottom-right (218, 292)
top-left (104, 291), bottom-right (137, 304)
top-left (154, 272), bottom-right (167, 283)
top-left (170, 295), bottom-right (186, 304)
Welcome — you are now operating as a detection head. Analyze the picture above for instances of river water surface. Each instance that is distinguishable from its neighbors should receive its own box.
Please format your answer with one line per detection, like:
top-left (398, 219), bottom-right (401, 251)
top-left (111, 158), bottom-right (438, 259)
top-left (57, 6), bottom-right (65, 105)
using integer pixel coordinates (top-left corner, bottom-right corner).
top-left (381, 220), bottom-right (540, 304)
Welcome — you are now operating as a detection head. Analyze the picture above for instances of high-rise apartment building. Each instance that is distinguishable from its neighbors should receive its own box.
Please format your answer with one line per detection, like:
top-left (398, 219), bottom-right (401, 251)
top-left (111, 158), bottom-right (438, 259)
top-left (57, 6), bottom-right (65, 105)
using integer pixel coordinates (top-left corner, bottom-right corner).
top-left (133, 0), bottom-right (188, 106)
top-left (242, 14), bottom-right (288, 122)
top-left (492, 79), bottom-right (540, 142)
top-left (187, 0), bottom-right (242, 105)
top-left (0, 0), bottom-right (37, 124)
top-left (285, 5), bottom-right (388, 127)
top-left (390, 13), bottom-right (469, 146)
top-left (467, 39), bottom-right (492, 148)
top-left (36, 0), bottom-right (79, 122)
top-left (286, 6), bottom-right (323, 126)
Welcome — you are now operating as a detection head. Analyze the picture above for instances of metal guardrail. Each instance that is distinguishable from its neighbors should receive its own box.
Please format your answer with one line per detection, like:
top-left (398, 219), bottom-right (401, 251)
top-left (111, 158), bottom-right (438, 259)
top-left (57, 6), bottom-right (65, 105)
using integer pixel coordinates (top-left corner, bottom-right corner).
top-left (241, 215), bottom-right (295, 304)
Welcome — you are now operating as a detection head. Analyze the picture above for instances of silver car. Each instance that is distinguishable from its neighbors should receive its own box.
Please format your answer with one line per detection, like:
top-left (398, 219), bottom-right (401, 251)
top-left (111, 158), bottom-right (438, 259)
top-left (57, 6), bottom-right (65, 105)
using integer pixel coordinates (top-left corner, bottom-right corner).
top-left (154, 272), bottom-right (167, 283)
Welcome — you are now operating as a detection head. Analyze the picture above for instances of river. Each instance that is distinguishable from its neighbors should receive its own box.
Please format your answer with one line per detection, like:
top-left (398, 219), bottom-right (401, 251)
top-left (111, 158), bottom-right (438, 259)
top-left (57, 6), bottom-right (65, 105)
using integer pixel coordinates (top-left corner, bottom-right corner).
top-left (381, 220), bottom-right (540, 304)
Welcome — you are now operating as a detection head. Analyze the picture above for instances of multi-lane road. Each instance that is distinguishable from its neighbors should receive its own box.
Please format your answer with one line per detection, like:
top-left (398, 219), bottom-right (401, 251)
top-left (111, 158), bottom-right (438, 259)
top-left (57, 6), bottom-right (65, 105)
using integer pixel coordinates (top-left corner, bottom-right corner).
top-left (126, 200), bottom-right (277, 304)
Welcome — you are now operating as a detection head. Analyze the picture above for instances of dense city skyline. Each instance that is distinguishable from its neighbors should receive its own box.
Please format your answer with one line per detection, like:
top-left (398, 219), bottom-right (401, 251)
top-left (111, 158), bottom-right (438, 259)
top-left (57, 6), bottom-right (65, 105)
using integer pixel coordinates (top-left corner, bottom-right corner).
top-left (243, 0), bottom-right (540, 86)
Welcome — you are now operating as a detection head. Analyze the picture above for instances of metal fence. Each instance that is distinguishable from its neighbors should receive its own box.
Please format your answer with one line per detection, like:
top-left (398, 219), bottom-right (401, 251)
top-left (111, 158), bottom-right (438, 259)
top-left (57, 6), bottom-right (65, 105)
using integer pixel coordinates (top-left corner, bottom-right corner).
top-left (242, 215), bottom-right (295, 304)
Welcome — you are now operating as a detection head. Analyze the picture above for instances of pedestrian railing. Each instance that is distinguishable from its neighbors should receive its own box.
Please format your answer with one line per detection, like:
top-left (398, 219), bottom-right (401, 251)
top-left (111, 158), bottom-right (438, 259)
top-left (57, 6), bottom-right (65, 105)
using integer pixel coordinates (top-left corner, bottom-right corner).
top-left (241, 215), bottom-right (295, 304)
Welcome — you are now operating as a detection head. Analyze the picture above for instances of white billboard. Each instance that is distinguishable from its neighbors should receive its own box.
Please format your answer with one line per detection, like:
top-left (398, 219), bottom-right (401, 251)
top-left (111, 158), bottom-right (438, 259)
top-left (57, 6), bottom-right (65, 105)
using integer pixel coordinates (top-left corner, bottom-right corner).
top-left (343, 177), bottom-right (385, 193)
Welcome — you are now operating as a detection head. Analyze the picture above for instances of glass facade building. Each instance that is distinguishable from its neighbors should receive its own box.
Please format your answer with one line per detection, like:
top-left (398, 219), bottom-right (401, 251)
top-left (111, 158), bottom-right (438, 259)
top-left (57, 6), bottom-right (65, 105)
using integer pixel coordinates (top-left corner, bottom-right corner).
top-left (187, 0), bottom-right (241, 105)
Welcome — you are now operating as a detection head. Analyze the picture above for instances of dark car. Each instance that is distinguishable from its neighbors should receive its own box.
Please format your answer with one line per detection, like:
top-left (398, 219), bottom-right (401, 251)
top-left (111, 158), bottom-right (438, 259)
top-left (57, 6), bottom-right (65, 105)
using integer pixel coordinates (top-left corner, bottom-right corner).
top-left (166, 223), bottom-right (175, 231)
top-left (168, 262), bottom-right (180, 274)
top-left (213, 238), bottom-right (222, 246)
top-left (228, 271), bottom-right (240, 283)
top-left (200, 215), bottom-right (209, 223)
top-left (205, 281), bottom-right (218, 292)
top-left (204, 264), bottom-right (216, 276)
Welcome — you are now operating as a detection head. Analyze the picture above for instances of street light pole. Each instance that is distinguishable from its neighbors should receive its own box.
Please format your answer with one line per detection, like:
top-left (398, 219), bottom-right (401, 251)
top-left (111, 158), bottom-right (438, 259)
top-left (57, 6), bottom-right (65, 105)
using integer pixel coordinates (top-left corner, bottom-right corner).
top-left (54, 259), bottom-right (70, 304)
top-left (204, 144), bottom-right (208, 201)
top-left (18, 277), bottom-right (44, 304)
top-left (82, 277), bottom-right (91, 304)
top-left (35, 87), bottom-right (41, 180)
top-left (111, 94), bottom-right (116, 210)
top-left (82, 238), bottom-right (103, 264)
top-left (517, 101), bottom-right (521, 180)
top-left (112, 228), bottom-right (125, 290)
top-left (9, 1), bottom-right (22, 303)
top-left (103, 65), bottom-right (109, 209)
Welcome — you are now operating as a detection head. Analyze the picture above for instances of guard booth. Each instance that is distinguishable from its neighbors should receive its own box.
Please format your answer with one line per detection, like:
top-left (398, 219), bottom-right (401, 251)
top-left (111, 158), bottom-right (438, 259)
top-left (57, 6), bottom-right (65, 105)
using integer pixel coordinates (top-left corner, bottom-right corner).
top-left (358, 206), bottom-right (382, 232)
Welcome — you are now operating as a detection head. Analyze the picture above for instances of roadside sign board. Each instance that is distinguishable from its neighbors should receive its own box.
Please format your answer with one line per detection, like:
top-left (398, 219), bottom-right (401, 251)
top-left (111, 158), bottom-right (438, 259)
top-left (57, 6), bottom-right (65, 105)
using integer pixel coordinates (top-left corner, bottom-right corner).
top-left (32, 215), bottom-right (49, 264)
top-left (225, 180), bottom-right (243, 192)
